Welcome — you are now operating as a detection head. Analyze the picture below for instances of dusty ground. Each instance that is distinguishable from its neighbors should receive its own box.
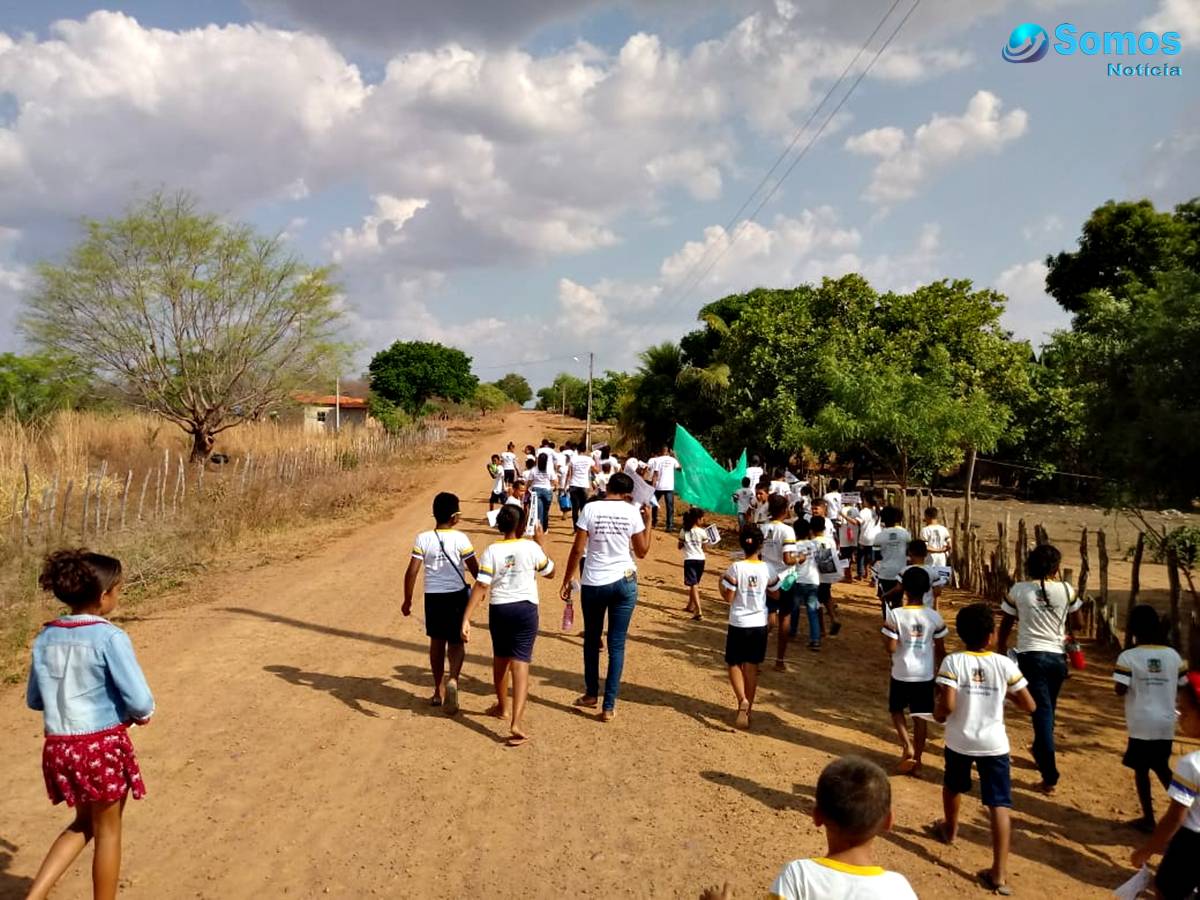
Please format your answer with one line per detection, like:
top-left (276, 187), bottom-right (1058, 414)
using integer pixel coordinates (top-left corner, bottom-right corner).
top-left (0, 411), bottom-right (1191, 899)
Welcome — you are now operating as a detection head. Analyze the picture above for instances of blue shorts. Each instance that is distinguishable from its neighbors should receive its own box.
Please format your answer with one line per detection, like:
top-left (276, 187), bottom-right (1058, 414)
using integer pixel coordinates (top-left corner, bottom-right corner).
top-left (489, 601), bottom-right (538, 662)
top-left (943, 747), bottom-right (1012, 808)
top-left (683, 560), bottom-right (705, 586)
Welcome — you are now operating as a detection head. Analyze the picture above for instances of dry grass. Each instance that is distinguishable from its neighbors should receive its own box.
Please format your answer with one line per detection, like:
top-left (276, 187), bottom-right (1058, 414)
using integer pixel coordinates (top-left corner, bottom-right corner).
top-left (0, 410), bottom-right (460, 682)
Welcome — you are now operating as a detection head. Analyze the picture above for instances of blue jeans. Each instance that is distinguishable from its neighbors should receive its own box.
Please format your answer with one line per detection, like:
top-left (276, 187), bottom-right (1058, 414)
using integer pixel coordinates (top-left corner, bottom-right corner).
top-left (653, 490), bottom-right (675, 532)
top-left (582, 573), bottom-right (639, 712)
top-left (533, 487), bottom-right (552, 531)
top-left (793, 584), bottom-right (821, 644)
top-left (1018, 651), bottom-right (1067, 787)
top-left (856, 546), bottom-right (878, 579)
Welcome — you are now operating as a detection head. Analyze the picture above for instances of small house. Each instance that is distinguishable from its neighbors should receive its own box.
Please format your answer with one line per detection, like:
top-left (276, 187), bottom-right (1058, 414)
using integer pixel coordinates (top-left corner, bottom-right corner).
top-left (292, 393), bottom-right (370, 433)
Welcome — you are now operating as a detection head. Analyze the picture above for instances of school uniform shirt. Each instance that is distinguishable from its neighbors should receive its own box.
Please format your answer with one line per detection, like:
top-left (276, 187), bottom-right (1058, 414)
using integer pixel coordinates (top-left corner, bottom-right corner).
top-left (936, 651), bottom-right (1028, 756)
top-left (476, 539), bottom-right (554, 606)
top-left (648, 455), bottom-right (681, 492)
top-left (733, 487), bottom-right (755, 514)
top-left (883, 605), bottom-right (948, 682)
top-left (1168, 751), bottom-right (1200, 833)
top-left (921, 523), bottom-right (951, 565)
top-left (822, 491), bottom-right (842, 522)
top-left (770, 858), bottom-right (917, 900)
top-left (761, 521), bottom-right (798, 579)
top-left (898, 563), bottom-right (952, 607)
top-left (1001, 581), bottom-right (1082, 654)
top-left (576, 500), bottom-right (645, 587)
top-left (568, 454), bottom-right (595, 490)
top-left (1113, 645), bottom-right (1188, 741)
top-left (722, 559), bottom-right (779, 628)
top-left (489, 465), bottom-right (505, 495)
top-left (873, 527), bottom-right (912, 580)
top-left (500, 451), bottom-right (517, 472)
top-left (814, 534), bottom-right (845, 584)
top-left (681, 527), bottom-right (708, 561)
top-left (857, 507), bottom-right (881, 548)
top-left (769, 479), bottom-right (791, 497)
top-left (791, 539), bottom-right (820, 586)
top-left (838, 507), bottom-right (860, 546)
top-left (412, 530), bottom-right (475, 594)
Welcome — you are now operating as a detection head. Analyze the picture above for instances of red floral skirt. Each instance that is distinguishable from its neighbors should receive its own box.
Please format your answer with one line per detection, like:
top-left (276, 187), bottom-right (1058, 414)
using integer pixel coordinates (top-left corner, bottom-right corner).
top-left (42, 725), bottom-right (146, 807)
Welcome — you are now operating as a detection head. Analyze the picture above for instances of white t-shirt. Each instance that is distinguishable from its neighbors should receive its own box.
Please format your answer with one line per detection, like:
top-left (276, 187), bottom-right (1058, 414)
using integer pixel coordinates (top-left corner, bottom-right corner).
top-left (681, 526), bottom-right (708, 562)
top-left (733, 487), bottom-right (754, 514)
top-left (873, 527), bottom-right (911, 580)
top-left (937, 651), bottom-right (1028, 756)
top-left (1001, 581), bottom-right (1082, 654)
top-left (1168, 750), bottom-right (1200, 833)
top-left (857, 507), bottom-right (881, 547)
top-left (412, 529), bottom-right (475, 594)
top-left (823, 491), bottom-right (842, 522)
top-left (476, 538), bottom-right (554, 606)
top-left (536, 446), bottom-right (554, 467)
top-left (769, 479), bottom-right (791, 497)
top-left (568, 454), bottom-right (595, 490)
top-left (838, 507), bottom-right (860, 546)
top-left (622, 457), bottom-right (641, 477)
top-left (791, 538), bottom-right (819, 586)
top-left (1114, 645), bottom-right (1188, 741)
top-left (814, 534), bottom-right (845, 584)
top-left (721, 559), bottom-right (778, 628)
top-left (749, 498), bottom-right (771, 524)
top-left (770, 858), bottom-right (917, 900)
top-left (883, 605), bottom-right (948, 681)
top-left (530, 466), bottom-right (555, 490)
top-left (489, 464), bottom-right (505, 495)
top-left (898, 563), bottom-right (952, 607)
top-left (648, 455), bottom-right (680, 492)
top-left (921, 523), bottom-right (951, 565)
top-left (576, 500), bottom-right (645, 587)
top-left (500, 451), bottom-right (517, 472)
top-left (761, 521), bottom-right (798, 578)
top-left (744, 466), bottom-right (764, 489)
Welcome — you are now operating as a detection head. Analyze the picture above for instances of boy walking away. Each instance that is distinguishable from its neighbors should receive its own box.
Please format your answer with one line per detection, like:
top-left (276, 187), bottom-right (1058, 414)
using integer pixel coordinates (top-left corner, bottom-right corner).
top-left (1115, 604), bottom-right (1189, 833)
top-left (873, 506), bottom-right (911, 617)
top-left (809, 514), bottom-right (843, 637)
top-left (882, 567), bottom-right (947, 776)
top-left (930, 602), bottom-right (1036, 896)
top-left (1131, 671), bottom-right (1200, 900)
top-left (822, 478), bottom-right (843, 527)
top-left (679, 508), bottom-right (712, 620)
top-left (921, 507), bottom-right (952, 567)
top-left (720, 525), bottom-right (781, 730)
top-left (567, 448), bottom-right (598, 527)
top-left (403, 493), bottom-right (479, 714)
top-left (648, 446), bottom-right (682, 532)
top-left (487, 454), bottom-right (506, 511)
top-left (768, 756), bottom-right (918, 899)
top-left (500, 442), bottom-right (518, 485)
top-left (732, 477), bottom-right (754, 530)
top-left (788, 518), bottom-right (823, 652)
top-left (762, 494), bottom-right (799, 670)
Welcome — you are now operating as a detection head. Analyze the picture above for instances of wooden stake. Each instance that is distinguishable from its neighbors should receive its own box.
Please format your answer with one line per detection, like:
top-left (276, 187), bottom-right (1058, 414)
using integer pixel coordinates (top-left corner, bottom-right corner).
top-left (1123, 531), bottom-right (1145, 649)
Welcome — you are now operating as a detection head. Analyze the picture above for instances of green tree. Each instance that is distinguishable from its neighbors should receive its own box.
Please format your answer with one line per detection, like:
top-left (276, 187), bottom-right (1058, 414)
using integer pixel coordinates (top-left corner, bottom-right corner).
top-left (473, 382), bottom-right (510, 414)
top-left (0, 353), bottom-right (89, 425)
top-left (492, 373), bottom-right (533, 406)
top-left (535, 373), bottom-right (587, 417)
top-left (591, 370), bottom-right (631, 422)
top-left (619, 342), bottom-right (684, 451)
top-left (23, 192), bottom-right (347, 460)
top-left (368, 340), bottom-right (478, 417)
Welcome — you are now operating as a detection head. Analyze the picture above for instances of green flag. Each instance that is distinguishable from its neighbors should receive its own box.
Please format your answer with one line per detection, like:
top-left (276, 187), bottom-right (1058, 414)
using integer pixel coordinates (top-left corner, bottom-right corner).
top-left (673, 424), bottom-right (747, 516)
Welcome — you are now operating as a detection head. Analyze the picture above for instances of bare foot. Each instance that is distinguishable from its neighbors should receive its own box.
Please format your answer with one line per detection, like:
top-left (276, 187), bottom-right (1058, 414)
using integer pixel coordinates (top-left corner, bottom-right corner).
top-left (924, 820), bottom-right (954, 845)
top-left (700, 883), bottom-right (734, 900)
top-left (897, 755), bottom-right (917, 775)
top-left (601, 709), bottom-right (617, 723)
top-left (507, 727), bottom-right (530, 747)
top-left (735, 700), bottom-right (751, 730)
top-left (1035, 782), bottom-right (1057, 796)
top-left (773, 660), bottom-right (786, 672)
top-left (485, 703), bottom-right (508, 719)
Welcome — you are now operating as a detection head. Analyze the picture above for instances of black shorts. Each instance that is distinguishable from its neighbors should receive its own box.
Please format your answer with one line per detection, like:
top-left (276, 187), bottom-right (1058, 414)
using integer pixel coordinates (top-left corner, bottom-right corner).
top-left (943, 747), bottom-right (1012, 808)
top-left (425, 589), bottom-right (470, 644)
top-left (888, 678), bottom-right (934, 714)
top-left (503, 469), bottom-right (516, 485)
top-left (839, 546), bottom-right (856, 560)
top-left (489, 601), bottom-right (538, 662)
top-left (1156, 826), bottom-right (1200, 900)
top-left (489, 491), bottom-right (507, 505)
top-left (767, 585), bottom-right (796, 616)
top-left (1122, 738), bottom-right (1173, 772)
top-left (725, 625), bottom-right (768, 666)
top-left (683, 560), bottom-right (706, 586)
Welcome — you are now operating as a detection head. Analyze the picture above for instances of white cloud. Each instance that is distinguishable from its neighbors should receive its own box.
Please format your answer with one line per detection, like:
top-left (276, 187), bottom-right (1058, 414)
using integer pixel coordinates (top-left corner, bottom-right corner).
top-left (846, 90), bottom-right (1028, 204)
top-left (327, 196), bottom-right (429, 263)
top-left (1141, 0), bottom-right (1200, 45)
top-left (556, 278), bottom-right (608, 335)
top-left (1021, 213), bottom-right (1064, 243)
top-left (995, 260), bottom-right (1071, 348)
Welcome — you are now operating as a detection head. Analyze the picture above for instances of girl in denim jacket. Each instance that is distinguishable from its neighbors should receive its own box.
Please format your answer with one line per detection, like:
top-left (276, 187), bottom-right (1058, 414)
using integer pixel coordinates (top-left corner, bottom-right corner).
top-left (26, 549), bottom-right (154, 900)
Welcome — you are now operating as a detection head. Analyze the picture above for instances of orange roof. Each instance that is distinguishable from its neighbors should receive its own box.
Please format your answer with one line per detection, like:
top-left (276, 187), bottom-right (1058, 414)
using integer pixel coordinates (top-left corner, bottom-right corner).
top-left (293, 394), bottom-right (369, 409)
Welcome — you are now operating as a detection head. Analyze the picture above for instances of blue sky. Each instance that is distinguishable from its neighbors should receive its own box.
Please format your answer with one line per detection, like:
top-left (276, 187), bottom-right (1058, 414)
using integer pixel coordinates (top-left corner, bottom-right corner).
top-left (0, 0), bottom-right (1196, 390)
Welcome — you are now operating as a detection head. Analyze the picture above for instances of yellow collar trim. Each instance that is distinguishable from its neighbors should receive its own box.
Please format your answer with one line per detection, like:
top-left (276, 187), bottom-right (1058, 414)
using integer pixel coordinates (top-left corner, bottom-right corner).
top-left (963, 650), bottom-right (993, 657)
top-left (812, 858), bottom-right (885, 876)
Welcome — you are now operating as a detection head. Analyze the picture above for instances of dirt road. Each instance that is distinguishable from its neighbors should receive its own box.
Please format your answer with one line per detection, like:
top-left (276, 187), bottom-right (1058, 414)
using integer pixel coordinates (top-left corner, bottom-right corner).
top-left (0, 412), bottom-right (1180, 898)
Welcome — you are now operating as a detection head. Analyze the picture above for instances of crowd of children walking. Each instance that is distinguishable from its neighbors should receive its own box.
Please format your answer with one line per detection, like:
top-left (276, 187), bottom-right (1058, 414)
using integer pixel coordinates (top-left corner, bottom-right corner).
top-left (17, 435), bottom-right (1200, 899)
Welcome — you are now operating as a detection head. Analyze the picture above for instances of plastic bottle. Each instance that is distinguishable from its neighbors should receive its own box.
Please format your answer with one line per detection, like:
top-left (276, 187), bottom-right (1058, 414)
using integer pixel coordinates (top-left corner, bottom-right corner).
top-left (561, 579), bottom-right (579, 632)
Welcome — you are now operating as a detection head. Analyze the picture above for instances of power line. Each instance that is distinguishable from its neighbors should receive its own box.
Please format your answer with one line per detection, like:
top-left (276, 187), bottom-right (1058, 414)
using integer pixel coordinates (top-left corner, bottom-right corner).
top-left (650, 0), bottom-right (923, 327)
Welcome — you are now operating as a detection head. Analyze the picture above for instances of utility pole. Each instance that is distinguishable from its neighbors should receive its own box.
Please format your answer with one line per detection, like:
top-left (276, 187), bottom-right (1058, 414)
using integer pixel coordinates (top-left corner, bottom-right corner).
top-left (585, 351), bottom-right (594, 452)
top-left (334, 375), bottom-right (341, 434)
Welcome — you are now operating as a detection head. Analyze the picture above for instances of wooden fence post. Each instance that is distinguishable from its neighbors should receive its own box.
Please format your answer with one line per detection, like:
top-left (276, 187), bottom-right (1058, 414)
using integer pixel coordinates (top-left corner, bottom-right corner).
top-left (81, 474), bottom-right (93, 539)
top-left (1123, 531), bottom-right (1145, 649)
top-left (1097, 528), bottom-right (1111, 644)
top-left (120, 470), bottom-right (132, 530)
top-left (1015, 519), bottom-right (1027, 581)
top-left (1076, 527), bottom-right (1091, 637)
top-left (1166, 546), bottom-right (1183, 652)
top-left (137, 469), bottom-right (150, 523)
top-left (60, 479), bottom-right (73, 538)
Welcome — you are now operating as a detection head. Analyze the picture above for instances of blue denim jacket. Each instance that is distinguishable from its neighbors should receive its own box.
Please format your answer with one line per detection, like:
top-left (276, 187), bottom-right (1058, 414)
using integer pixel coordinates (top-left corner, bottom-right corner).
top-left (26, 615), bottom-right (155, 736)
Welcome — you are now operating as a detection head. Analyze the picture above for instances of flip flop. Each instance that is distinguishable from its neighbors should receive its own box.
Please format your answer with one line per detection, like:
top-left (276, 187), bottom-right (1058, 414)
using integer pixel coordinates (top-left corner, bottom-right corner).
top-left (506, 733), bottom-right (530, 747)
top-left (429, 695), bottom-right (444, 707)
top-left (897, 757), bottom-right (917, 775)
top-left (830, 622), bottom-right (843, 636)
top-left (735, 700), bottom-right (751, 730)
top-left (923, 821), bottom-right (953, 845)
top-left (601, 709), bottom-right (617, 723)
top-left (977, 870), bottom-right (1013, 895)
top-left (573, 695), bottom-right (599, 708)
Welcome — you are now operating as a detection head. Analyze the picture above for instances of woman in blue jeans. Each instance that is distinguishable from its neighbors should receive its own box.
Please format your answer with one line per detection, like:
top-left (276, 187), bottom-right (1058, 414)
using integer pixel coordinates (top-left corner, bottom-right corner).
top-left (997, 544), bottom-right (1083, 794)
top-left (558, 472), bottom-right (653, 721)
top-left (529, 453), bottom-right (557, 532)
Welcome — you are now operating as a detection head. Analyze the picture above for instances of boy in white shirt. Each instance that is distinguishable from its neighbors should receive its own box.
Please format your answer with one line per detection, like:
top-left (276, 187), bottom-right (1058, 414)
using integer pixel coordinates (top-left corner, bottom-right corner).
top-left (1114, 604), bottom-right (1189, 833)
top-left (500, 443), bottom-right (518, 485)
top-left (882, 567), bottom-right (947, 776)
top-left (766, 756), bottom-right (917, 899)
top-left (920, 506), bottom-right (952, 567)
top-left (881, 539), bottom-right (952, 610)
top-left (720, 524), bottom-right (781, 730)
top-left (873, 506), bottom-right (911, 616)
top-left (930, 603), bottom-right (1036, 896)
top-left (1132, 670), bottom-right (1200, 900)
top-left (748, 484), bottom-right (772, 525)
top-left (487, 454), bottom-right (506, 511)
top-left (731, 477), bottom-right (754, 530)
top-left (822, 478), bottom-right (843, 525)
top-left (761, 494), bottom-right (800, 670)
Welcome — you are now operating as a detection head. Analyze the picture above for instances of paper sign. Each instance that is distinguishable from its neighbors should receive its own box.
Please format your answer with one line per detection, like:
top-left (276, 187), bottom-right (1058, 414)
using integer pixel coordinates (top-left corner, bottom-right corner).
top-left (632, 472), bottom-right (659, 508)
top-left (704, 524), bottom-right (721, 544)
top-left (840, 491), bottom-right (862, 506)
top-left (486, 509), bottom-right (500, 528)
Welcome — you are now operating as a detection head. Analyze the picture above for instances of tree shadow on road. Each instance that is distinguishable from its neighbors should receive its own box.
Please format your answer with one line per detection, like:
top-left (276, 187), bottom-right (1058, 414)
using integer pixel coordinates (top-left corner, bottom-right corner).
top-left (0, 836), bottom-right (34, 900)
